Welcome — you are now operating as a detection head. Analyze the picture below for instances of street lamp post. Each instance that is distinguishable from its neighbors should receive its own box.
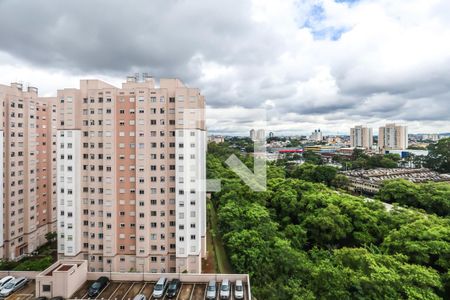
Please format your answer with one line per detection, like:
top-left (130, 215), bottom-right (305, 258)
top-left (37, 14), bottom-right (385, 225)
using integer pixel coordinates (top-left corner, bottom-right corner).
top-left (109, 260), bottom-right (112, 280)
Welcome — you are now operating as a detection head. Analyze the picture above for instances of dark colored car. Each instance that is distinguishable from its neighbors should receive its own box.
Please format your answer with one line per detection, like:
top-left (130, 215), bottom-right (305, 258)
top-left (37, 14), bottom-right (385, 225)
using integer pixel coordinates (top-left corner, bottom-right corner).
top-left (35, 297), bottom-right (48, 300)
top-left (88, 276), bottom-right (109, 297)
top-left (166, 279), bottom-right (181, 298)
top-left (49, 297), bottom-right (64, 300)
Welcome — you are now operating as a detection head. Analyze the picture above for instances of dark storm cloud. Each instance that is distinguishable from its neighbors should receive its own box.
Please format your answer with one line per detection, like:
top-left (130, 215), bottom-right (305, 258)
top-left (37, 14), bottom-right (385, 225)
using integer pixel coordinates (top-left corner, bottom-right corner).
top-left (0, 0), bottom-right (262, 75)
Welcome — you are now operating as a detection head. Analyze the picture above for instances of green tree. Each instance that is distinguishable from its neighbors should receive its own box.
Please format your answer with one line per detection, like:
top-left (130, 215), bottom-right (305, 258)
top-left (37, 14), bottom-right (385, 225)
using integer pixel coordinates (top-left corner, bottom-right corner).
top-left (378, 179), bottom-right (420, 208)
top-left (45, 231), bottom-right (57, 243)
top-left (301, 204), bottom-right (353, 248)
top-left (332, 174), bottom-right (349, 189)
top-left (303, 150), bottom-right (322, 165)
top-left (313, 165), bottom-right (338, 186)
top-left (426, 138), bottom-right (450, 173)
top-left (284, 224), bottom-right (307, 250)
top-left (378, 179), bottom-right (450, 217)
top-left (382, 217), bottom-right (450, 272)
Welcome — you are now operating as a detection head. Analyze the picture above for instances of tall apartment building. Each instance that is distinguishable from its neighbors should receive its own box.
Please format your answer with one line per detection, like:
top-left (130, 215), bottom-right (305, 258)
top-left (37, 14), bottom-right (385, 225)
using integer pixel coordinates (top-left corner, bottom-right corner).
top-left (350, 125), bottom-right (373, 149)
top-left (56, 75), bottom-right (206, 274)
top-left (0, 83), bottom-right (57, 260)
top-left (378, 123), bottom-right (408, 152)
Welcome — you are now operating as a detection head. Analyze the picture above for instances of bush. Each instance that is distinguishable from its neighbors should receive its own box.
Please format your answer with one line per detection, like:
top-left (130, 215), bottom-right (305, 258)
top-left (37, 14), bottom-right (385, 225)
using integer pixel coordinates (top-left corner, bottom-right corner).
top-left (13, 256), bottom-right (53, 271)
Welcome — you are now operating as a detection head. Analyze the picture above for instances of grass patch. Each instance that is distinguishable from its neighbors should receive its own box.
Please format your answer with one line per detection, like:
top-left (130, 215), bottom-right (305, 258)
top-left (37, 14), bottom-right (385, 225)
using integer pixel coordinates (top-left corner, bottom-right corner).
top-left (208, 199), bottom-right (233, 274)
top-left (0, 242), bottom-right (56, 271)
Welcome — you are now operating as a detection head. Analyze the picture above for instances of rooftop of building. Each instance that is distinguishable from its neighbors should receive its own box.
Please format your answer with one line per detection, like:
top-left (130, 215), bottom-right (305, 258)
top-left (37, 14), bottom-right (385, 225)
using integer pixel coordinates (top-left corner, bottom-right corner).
top-left (342, 168), bottom-right (450, 184)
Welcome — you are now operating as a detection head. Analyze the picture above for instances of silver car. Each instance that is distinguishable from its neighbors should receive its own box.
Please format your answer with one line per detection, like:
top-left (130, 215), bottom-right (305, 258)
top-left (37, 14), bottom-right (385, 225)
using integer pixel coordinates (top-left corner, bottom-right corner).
top-left (234, 280), bottom-right (244, 299)
top-left (206, 280), bottom-right (216, 300)
top-left (0, 277), bottom-right (28, 297)
top-left (133, 294), bottom-right (146, 300)
top-left (0, 276), bottom-right (14, 289)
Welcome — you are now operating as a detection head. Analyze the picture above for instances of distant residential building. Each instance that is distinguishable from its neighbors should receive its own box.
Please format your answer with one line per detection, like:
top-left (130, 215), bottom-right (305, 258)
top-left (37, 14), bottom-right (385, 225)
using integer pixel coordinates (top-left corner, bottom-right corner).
top-left (386, 149), bottom-right (429, 168)
top-left (268, 132), bottom-right (274, 138)
top-left (309, 129), bottom-right (322, 142)
top-left (378, 123), bottom-right (408, 151)
top-left (421, 134), bottom-right (440, 142)
top-left (350, 125), bottom-right (373, 149)
top-left (326, 135), bottom-right (345, 145)
top-left (249, 129), bottom-right (256, 140)
top-left (343, 168), bottom-right (450, 194)
top-left (386, 149), bottom-right (429, 159)
top-left (338, 147), bottom-right (366, 156)
top-left (208, 135), bottom-right (224, 143)
top-left (256, 129), bottom-right (265, 141)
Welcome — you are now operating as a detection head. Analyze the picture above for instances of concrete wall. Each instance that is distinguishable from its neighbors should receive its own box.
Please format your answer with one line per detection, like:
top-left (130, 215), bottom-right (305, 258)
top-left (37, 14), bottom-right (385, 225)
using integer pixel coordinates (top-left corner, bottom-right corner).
top-left (0, 271), bottom-right (39, 278)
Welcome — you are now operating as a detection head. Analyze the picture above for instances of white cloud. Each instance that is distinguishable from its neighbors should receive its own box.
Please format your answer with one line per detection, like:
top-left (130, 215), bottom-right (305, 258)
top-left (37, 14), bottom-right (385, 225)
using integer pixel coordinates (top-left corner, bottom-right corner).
top-left (0, 0), bottom-right (449, 134)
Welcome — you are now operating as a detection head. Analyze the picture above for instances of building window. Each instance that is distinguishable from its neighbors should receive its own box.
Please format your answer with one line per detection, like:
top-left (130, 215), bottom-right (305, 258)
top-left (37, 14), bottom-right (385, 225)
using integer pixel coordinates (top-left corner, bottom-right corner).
top-left (42, 285), bottom-right (51, 292)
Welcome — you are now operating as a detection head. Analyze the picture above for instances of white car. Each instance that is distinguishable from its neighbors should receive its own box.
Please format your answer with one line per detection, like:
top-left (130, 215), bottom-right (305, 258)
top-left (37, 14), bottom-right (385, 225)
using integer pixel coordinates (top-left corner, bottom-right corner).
top-left (234, 280), bottom-right (244, 299)
top-left (0, 276), bottom-right (14, 289)
top-left (152, 277), bottom-right (167, 299)
top-left (206, 280), bottom-right (216, 300)
top-left (219, 279), bottom-right (230, 299)
top-left (0, 277), bottom-right (28, 297)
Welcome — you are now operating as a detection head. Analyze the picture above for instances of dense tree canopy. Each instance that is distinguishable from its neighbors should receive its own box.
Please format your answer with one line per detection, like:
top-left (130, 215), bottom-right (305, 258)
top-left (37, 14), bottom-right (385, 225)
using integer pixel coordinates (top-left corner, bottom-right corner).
top-left (378, 179), bottom-right (450, 217)
top-left (207, 142), bottom-right (450, 299)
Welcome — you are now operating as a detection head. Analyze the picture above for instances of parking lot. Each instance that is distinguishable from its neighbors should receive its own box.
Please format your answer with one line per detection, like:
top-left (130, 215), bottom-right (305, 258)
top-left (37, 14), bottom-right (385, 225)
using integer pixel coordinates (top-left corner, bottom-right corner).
top-left (4, 280), bottom-right (35, 300)
top-left (70, 280), bottom-right (248, 300)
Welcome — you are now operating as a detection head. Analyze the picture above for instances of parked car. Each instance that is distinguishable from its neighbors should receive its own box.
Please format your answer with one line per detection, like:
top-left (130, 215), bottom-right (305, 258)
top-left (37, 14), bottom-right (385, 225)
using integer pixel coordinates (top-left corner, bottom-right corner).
top-left (166, 278), bottom-right (181, 298)
top-left (49, 297), bottom-right (64, 300)
top-left (88, 276), bottom-right (109, 297)
top-left (234, 280), bottom-right (244, 299)
top-left (132, 294), bottom-right (146, 300)
top-left (206, 280), bottom-right (217, 300)
top-left (0, 276), bottom-right (14, 289)
top-left (0, 277), bottom-right (28, 297)
top-left (35, 297), bottom-right (48, 300)
top-left (152, 277), bottom-right (168, 298)
top-left (219, 279), bottom-right (230, 299)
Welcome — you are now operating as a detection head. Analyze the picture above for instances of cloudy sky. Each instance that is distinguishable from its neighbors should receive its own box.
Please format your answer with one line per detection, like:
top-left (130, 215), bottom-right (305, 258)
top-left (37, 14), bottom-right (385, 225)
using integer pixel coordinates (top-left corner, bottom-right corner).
top-left (0, 0), bottom-right (449, 135)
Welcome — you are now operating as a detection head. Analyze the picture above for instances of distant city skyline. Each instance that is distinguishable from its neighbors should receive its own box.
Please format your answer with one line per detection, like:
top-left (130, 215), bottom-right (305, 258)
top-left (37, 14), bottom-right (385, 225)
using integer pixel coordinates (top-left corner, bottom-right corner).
top-left (208, 128), bottom-right (450, 137)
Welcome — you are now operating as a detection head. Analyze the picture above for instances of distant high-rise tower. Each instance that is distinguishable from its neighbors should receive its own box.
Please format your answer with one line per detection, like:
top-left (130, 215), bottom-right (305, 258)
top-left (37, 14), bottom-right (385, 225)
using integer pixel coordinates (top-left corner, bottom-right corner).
top-left (268, 132), bottom-right (274, 138)
top-left (378, 123), bottom-right (408, 151)
top-left (350, 125), bottom-right (373, 149)
top-left (249, 129), bottom-right (256, 140)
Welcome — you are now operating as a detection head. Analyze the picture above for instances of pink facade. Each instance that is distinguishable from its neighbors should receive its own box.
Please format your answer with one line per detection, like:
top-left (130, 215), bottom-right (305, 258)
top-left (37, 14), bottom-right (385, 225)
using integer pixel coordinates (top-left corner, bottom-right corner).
top-left (57, 76), bottom-right (206, 273)
top-left (0, 83), bottom-right (57, 260)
